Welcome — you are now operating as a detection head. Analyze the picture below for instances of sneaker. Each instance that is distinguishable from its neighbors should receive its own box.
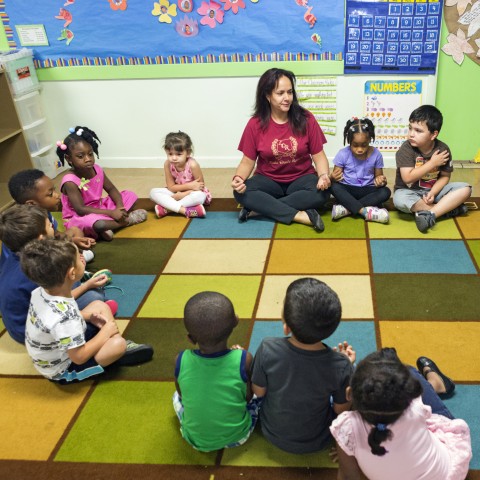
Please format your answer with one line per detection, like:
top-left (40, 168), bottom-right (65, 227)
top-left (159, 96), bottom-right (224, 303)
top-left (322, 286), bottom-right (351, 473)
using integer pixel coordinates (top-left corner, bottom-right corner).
top-left (332, 204), bottom-right (351, 220)
top-left (364, 206), bottom-right (389, 224)
top-left (117, 340), bottom-right (154, 366)
top-left (185, 205), bottom-right (206, 218)
top-left (100, 229), bottom-right (114, 242)
top-left (127, 209), bottom-right (148, 226)
top-left (105, 299), bottom-right (118, 316)
top-left (415, 210), bottom-right (436, 233)
top-left (444, 203), bottom-right (468, 218)
top-left (82, 249), bottom-right (95, 263)
top-left (154, 205), bottom-right (168, 218)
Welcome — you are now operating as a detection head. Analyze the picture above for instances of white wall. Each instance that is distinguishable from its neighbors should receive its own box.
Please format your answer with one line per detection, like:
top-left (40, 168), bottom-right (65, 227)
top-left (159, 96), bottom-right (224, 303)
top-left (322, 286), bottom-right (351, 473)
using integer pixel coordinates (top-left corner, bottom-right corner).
top-left (40, 74), bottom-right (436, 169)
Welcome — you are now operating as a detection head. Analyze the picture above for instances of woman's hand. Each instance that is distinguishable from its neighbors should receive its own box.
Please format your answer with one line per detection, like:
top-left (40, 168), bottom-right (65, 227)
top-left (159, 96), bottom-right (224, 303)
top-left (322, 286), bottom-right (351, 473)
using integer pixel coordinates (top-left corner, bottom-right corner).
top-left (232, 175), bottom-right (247, 194)
top-left (317, 173), bottom-right (331, 191)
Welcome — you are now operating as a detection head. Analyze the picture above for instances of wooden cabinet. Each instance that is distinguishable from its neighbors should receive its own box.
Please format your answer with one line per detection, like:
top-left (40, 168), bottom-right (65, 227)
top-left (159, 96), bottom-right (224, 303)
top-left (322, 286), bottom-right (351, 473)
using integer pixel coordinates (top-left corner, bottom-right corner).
top-left (0, 68), bottom-right (33, 211)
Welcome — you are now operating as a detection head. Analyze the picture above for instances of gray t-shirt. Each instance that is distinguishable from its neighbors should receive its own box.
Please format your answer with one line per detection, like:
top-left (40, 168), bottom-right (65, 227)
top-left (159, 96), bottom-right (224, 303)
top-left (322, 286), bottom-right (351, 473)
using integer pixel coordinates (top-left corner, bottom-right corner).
top-left (251, 337), bottom-right (353, 454)
top-left (394, 139), bottom-right (453, 191)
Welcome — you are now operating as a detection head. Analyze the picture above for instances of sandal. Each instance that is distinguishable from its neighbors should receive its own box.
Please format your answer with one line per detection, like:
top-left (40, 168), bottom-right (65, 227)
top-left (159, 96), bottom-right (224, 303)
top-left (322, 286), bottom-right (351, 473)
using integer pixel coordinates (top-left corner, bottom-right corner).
top-left (416, 356), bottom-right (455, 398)
top-left (126, 209), bottom-right (147, 226)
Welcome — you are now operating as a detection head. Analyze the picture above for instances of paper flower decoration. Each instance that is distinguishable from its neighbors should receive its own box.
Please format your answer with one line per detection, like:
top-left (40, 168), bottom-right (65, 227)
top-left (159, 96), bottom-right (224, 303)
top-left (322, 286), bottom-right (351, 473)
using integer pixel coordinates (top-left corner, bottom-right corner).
top-left (442, 28), bottom-right (475, 64)
top-left (197, 0), bottom-right (224, 28)
top-left (220, 0), bottom-right (245, 14)
top-left (152, 0), bottom-right (178, 23)
top-left (175, 15), bottom-right (199, 36)
top-left (109, 0), bottom-right (128, 11)
top-left (445, 0), bottom-right (473, 16)
top-left (459, 0), bottom-right (480, 37)
top-left (476, 38), bottom-right (480, 57)
top-left (178, 0), bottom-right (193, 12)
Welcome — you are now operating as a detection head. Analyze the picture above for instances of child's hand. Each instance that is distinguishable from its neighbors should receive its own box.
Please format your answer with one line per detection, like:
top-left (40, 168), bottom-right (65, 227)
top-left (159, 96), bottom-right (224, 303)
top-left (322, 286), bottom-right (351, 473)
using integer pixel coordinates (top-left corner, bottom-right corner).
top-left (230, 344), bottom-right (245, 350)
top-left (329, 445), bottom-right (339, 463)
top-left (191, 178), bottom-right (205, 191)
top-left (110, 208), bottom-right (129, 222)
top-left (333, 341), bottom-right (356, 364)
top-left (84, 274), bottom-right (109, 289)
top-left (423, 191), bottom-right (435, 205)
top-left (89, 312), bottom-right (107, 328)
top-left (430, 149), bottom-right (449, 167)
top-left (374, 175), bottom-right (387, 187)
top-left (330, 169), bottom-right (343, 183)
top-left (100, 319), bottom-right (119, 338)
top-left (72, 236), bottom-right (96, 250)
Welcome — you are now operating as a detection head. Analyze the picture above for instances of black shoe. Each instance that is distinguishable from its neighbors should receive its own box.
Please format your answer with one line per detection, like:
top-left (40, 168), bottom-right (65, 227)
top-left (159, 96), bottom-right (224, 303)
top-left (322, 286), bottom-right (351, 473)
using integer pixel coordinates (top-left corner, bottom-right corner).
top-left (238, 207), bottom-right (250, 223)
top-left (117, 340), bottom-right (154, 366)
top-left (306, 209), bottom-right (325, 232)
top-left (416, 356), bottom-right (455, 398)
top-left (444, 204), bottom-right (468, 218)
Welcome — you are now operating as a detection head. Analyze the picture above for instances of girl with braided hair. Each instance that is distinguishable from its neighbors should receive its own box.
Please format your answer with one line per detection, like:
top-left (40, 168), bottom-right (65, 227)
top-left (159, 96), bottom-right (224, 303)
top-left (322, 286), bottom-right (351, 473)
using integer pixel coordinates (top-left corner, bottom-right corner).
top-left (330, 117), bottom-right (391, 224)
top-left (330, 349), bottom-right (471, 480)
top-left (58, 126), bottom-right (148, 241)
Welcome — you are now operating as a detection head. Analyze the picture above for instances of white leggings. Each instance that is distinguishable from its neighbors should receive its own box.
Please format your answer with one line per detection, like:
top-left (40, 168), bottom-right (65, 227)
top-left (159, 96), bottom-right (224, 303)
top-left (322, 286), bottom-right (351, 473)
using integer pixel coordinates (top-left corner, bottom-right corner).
top-left (149, 188), bottom-right (206, 213)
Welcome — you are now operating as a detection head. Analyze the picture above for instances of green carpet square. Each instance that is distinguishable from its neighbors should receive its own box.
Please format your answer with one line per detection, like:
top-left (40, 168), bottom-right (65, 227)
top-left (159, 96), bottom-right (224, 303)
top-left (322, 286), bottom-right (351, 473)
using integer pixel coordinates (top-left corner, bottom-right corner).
top-left (368, 211), bottom-right (461, 239)
top-left (467, 240), bottom-right (480, 270)
top-left (139, 275), bottom-right (262, 318)
top-left (221, 430), bottom-right (335, 468)
top-left (89, 238), bottom-right (177, 274)
top-left (55, 381), bottom-right (216, 465)
top-left (374, 274), bottom-right (480, 320)
top-left (275, 215), bottom-right (366, 239)
top-left (103, 318), bottom-right (252, 381)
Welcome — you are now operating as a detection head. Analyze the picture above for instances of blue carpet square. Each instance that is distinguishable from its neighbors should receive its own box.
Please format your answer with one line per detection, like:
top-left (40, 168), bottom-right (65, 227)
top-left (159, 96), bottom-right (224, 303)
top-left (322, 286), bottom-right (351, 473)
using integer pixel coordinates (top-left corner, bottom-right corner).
top-left (370, 240), bottom-right (477, 274)
top-left (183, 212), bottom-right (275, 238)
top-left (249, 320), bottom-right (377, 361)
top-left (105, 274), bottom-right (157, 317)
top-left (443, 385), bottom-right (480, 469)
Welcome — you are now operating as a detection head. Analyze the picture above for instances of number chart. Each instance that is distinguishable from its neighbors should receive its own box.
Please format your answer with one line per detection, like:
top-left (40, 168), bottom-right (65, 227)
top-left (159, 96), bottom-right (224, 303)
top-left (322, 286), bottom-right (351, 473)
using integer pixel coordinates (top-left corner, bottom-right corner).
top-left (344, 0), bottom-right (442, 74)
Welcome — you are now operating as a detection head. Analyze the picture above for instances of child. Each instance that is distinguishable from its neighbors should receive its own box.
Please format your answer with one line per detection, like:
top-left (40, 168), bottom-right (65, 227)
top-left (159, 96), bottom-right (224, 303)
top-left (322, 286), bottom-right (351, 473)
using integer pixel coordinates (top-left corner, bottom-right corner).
top-left (173, 291), bottom-right (259, 452)
top-left (0, 204), bottom-right (108, 344)
top-left (330, 117), bottom-right (391, 224)
top-left (251, 278), bottom-right (355, 454)
top-left (7, 168), bottom-right (95, 262)
top-left (330, 349), bottom-right (472, 480)
top-left (393, 105), bottom-right (471, 233)
top-left (20, 237), bottom-right (154, 382)
top-left (57, 126), bottom-right (148, 241)
top-left (150, 131), bottom-right (211, 219)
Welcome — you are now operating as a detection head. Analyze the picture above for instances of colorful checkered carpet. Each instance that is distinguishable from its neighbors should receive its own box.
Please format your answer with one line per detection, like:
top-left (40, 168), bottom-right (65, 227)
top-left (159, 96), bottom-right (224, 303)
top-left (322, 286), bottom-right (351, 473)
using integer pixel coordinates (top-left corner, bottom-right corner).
top-left (0, 199), bottom-right (479, 480)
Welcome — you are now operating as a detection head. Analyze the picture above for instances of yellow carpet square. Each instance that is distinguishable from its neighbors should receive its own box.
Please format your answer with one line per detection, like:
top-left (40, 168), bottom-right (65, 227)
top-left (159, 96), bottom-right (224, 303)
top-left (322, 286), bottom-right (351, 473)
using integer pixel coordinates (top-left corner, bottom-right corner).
top-left (456, 211), bottom-right (480, 239)
top-left (138, 275), bottom-right (262, 318)
top-left (380, 321), bottom-right (480, 381)
top-left (115, 212), bottom-right (187, 239)
top-left (163, 240), bottom-right (270, 274)
top-left (267, 240), bottom-right (369, 274)
top-left (256, 275), bottom-right (373, 319)
top-left (0, 378), bottom-right (91, 460)
top-left (368, 211), bottom-right (461, 239)
top-left (221, 430), bottom-right (335, 467)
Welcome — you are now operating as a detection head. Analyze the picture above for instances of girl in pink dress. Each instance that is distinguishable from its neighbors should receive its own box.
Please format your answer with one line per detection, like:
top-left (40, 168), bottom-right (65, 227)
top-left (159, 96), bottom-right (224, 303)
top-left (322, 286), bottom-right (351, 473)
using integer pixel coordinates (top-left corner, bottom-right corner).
top-left (57, 126), bottom-right (148, 241)
top-left (330, 349), bottom-right (471, 480)
top-left (149, 131), bottom-right (211, 219)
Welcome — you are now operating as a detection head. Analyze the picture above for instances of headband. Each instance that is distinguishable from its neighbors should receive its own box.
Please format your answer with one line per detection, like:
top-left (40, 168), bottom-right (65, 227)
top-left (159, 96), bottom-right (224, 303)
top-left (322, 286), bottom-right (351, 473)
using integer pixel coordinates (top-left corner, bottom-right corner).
top-left (376, 423), bottom-right (387, 431)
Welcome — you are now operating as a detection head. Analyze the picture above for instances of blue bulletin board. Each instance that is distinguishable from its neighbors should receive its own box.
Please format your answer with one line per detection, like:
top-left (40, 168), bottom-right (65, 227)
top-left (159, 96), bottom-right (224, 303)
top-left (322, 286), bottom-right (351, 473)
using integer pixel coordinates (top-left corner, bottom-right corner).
top-left (344, 0), bottom-right (443, 74)
top-left (1, 0), bottom-right (344, 68)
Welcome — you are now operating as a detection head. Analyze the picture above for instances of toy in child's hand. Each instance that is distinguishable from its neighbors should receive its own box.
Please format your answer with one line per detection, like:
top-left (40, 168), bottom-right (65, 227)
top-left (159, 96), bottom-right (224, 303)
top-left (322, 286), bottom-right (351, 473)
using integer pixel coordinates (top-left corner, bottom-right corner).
top-left (83, 268), bottom-right (113, 286)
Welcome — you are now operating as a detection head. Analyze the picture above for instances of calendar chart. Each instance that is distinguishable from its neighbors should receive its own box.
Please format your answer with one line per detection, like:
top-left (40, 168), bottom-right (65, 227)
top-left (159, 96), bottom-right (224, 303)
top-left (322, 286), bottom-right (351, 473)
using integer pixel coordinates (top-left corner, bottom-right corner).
top-left (345, 0), bottom-right (442, 74)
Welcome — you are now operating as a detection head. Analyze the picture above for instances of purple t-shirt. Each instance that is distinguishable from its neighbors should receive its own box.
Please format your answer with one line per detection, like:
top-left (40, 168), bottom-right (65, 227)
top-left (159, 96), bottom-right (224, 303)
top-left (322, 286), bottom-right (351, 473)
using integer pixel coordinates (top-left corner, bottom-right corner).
top-left (333, 146), bottom-right (384, 187)
top-left (238, 111), bottom-right (327, 183)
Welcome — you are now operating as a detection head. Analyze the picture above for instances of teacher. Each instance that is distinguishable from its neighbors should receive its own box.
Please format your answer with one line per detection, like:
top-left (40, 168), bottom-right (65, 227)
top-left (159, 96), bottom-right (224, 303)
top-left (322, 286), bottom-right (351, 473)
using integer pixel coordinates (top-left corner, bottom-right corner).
top-left (232, 68), bottom-right (331, 231)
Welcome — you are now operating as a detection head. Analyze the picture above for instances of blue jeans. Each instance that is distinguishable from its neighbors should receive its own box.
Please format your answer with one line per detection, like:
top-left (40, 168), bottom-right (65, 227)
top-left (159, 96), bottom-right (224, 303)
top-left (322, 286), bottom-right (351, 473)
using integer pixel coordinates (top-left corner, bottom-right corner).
top-left (409, 366), bottom-right (454, 419)
top-left (73, 281), bottom-right (105, 310)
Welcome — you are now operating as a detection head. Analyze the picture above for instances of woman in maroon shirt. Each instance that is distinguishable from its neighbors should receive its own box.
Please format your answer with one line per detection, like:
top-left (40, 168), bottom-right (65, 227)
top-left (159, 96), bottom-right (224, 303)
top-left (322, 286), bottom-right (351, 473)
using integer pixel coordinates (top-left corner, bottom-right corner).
top-left (232, 68), bottom-right (331, 231)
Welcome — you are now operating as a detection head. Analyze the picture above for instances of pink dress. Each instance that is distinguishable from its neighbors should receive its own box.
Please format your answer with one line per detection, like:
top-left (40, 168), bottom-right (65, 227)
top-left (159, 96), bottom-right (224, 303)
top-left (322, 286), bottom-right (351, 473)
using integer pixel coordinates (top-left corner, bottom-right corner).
top-left (61, 164), bottom-right (137, 239)
top-left (170, 158), bottom-right (212, 205)
top-left (330, 397), bottom-right (472, 480)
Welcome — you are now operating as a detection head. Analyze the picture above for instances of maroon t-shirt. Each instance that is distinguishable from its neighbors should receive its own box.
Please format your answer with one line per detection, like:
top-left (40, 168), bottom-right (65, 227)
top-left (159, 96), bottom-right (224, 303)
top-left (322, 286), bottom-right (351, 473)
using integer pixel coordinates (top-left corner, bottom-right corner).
top-left (238, 112), bottom-right (327, 183)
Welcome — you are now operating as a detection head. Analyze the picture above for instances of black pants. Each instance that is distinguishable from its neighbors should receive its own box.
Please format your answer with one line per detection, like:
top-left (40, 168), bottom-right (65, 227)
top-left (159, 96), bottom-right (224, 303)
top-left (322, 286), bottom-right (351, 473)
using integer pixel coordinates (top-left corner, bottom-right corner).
top-left (330, 182), bottom-right (391, 215)
top-left (234, 173), bottom-right (330, 224)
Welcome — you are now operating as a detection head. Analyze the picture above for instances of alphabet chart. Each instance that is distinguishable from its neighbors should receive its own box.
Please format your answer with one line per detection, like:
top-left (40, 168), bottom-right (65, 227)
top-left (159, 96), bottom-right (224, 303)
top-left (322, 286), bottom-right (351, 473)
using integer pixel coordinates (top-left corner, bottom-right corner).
top-left (344, 0), bottom-right (442, 74)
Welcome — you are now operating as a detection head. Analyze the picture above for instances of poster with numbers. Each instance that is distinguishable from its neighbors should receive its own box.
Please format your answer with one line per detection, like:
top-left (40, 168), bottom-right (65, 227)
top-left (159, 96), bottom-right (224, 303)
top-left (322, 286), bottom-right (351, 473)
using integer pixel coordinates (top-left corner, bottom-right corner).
top-left (344, 0), bottom-right (443, 74)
